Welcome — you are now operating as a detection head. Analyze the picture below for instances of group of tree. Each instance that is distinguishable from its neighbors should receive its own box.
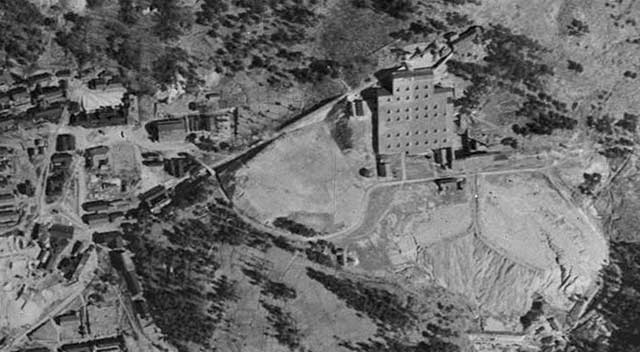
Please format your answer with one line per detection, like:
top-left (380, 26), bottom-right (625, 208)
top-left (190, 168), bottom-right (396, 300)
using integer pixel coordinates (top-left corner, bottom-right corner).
top-left (0, 1), bottom-right (47, 65)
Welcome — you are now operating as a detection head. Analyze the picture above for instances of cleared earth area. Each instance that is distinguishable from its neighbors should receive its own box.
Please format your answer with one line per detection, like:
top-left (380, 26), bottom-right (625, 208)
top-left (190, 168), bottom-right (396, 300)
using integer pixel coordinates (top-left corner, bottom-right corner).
top-left (229, 123), bottom-right (367, 234)
top-left (338, 169), bottom-right (607, 327)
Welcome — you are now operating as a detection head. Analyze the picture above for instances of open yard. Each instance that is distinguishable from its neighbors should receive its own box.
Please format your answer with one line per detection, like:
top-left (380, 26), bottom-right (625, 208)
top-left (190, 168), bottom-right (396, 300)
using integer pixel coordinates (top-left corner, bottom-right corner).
top-left (230, 122), bottom-right (367, 233)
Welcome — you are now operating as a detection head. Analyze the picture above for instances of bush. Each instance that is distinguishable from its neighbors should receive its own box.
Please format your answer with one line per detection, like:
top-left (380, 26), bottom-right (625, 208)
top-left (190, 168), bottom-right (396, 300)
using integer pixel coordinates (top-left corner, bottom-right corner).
top-left (567, 60), bottom-right (583, 73)
top-left (273, 217), bottom-right (319, 237)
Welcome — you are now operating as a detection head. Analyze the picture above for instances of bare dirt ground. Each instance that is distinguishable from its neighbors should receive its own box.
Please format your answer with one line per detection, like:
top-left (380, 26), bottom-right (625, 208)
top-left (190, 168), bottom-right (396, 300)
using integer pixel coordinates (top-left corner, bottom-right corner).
top-left (230, 122), bottom-right (367, 233)
top-left (333, 167), bottom-right (607, 328)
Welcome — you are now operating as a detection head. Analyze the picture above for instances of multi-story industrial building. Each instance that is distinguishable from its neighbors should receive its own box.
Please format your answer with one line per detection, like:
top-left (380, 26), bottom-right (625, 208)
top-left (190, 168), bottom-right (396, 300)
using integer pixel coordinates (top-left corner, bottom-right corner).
top-left (376, 67), bottom-right (457, 166)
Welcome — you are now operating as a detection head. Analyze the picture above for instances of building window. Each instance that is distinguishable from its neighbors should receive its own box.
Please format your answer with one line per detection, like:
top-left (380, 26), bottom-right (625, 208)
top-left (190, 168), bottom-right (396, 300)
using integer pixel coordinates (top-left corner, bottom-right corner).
top-left (415, 141), bottom-right (419, 145)
top-left (424, 140), bottom-right (429, 144)
top-left (424, 94), bottom-right (429, 98)
top-left (387, 98), bottom-right (391, 102)
top-left (387, 134), bottom-right (391, 138)
top-left (396, 117), bottom-right (400, 121)
top-left (415, 131), bottom-right (419, 135)
top-left (405, 132), bottom-right (410, 136)
top-left (415, 95), bottom-right (419, 99)
top-left (406, 143), bottom-right (410, 146)
top-left (424, 113), bottom-right (429, 118)
top-left (396, 133), bottom-right (400, 137)
top-left (405, 108), bottom-right (410, 112)
top-left (406, 96), bottom-right (410, 100)
top-left (397, 108), bottom-right (400, 112)
top-left (434, 129), bottom-right (438, 133)
top-left (443, 139), bottom-right (447, 143)
top-left (387, 144), bottom-right (391, 149)
top-left (396, 88), bottom-right (400, 92)
top-left (406, 116), bottom-right (410, 120)
top-left (387, 110), bottom-right (391, 114)
top-left (415, 107), bottom-right (419, 111)
top-left (386, 118), bottom-right (391, 122)
top-left (406, 87), bottom-right (410, 91)
top-left (415, 115), bottom-right (419, 119)
top-left (443, 128), bottom-right (447, 132)
top-left (396, 97), bottom-right (400, 101)
top-left (433, 105), bottom-right (438, 109)
top-left (434, 113), bottom-right (438, 117)
top-left (424, 106), bottom-right (428, 110)
top-left (424, 129), bottom-right (429, 133)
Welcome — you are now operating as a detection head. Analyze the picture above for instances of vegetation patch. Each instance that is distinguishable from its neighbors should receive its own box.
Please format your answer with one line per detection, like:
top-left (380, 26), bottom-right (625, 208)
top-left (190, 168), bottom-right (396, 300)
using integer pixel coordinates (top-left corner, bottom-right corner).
top-left (0, 2), bottom-right (47, 65)
top-left (306, 267), bottom-right (414, 329)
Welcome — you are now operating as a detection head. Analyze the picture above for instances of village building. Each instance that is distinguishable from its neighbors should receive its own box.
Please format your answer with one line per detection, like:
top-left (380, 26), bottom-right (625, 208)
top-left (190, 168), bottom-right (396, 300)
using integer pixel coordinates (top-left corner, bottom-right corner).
top-left (82, 200), bottom-right (111, 213)
top-left (94, 335), bottom-right (125, 352)
top-left (81, 212), bottom-right (110, 226)
top-left (92, 231), bottom-right (123, 247)
top-left (0, 93), bottom-right (10, 109)
top-left (9, 86), bottom-right (31, 106)
top-left (35, 85), bottom-right (66, 105)
top-left (25, 72), bottom-right (53, 88)
top-left (0, 209), bottom-right (19, 224)
top-left (55, 134), bottom-right (76, 152)
top-left (54, 310), bottom-right (81, 327)
top-left (163, 157), bottom-right (192, 177)
top-left (50, 153), bottom-right (73, 170)
top-left (49, 224), bottom-right (74, 240)
top-left (70, 106), bottom-right (127, 128)
top-left (26, 105), bottom-right (66, 124)
top-left (56, 69), bottom-right (72, 79)
top-left (150, 118), bottom-right (187, 141)
top-left (376, 66), bottom-right (457, 168)
top-left (85, 145), bottom-right (109, 169)
top-left (0, 70), bottom-right (15, 92)
top-left (138, 185), bottom-right (171, 212)
top-left (0, 192), bottom-right (15, 208)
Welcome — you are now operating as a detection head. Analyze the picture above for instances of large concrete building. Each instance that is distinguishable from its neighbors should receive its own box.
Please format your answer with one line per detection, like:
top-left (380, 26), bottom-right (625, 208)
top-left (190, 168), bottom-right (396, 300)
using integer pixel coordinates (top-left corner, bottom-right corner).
top-left (376, 67), bottom-right (456, 165)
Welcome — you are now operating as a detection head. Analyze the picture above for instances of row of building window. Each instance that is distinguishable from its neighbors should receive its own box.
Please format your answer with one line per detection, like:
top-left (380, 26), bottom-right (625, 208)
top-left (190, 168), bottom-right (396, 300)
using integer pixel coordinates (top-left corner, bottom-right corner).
top-left (385, 139), bottom-right (448, 148)
top-left (386, 129), bottom-right (447, 137)
top-left (385, 113), bottom-right (446, 122)
top-left (386, 95), bottom-right (433, 102)
top-left (386, 105), bottom-right (439, 113)
top-left (395, 85), bottom-right (431, 92)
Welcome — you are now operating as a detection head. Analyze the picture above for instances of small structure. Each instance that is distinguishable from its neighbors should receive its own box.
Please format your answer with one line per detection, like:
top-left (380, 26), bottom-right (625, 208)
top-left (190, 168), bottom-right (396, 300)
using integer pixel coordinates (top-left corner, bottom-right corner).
top-left (55, 134), bottom-right (76, 152)
top-left (0, 209), bottom-right (19, 224)
top-left (138, 185), bottom-right (170, 212)
top-left (35, 85), bottom-right (66, 105)
top-left (59, 341), bottom-right (92, 352)
top-left (94, 335), bottom-right (125, 352)
top-left (434, 177), bottom-right (465, 192)
top-left (56, 69), bottom-right (72, 79)
top-left (8, 86), bottom-right (31, 106)
top-left (354, 99), bottom-right (364, 117)
top-left (54, 310), bottom-right (81, 326)
top-left (85, 145), bottom-right (109, 169)
top-left (150, 118), bottom-right (187, 141)
top-left (27, 105), bottom-right (65, 123)
top-left (69, 106), bottom-right (127, 128)
top-left (50, 153), bottom-right (73, 170)
top-left (81, 212), bottom-right (110, 226)
top-left (25, 72), bottom-right (53, 88)
top-left (92, 231), bottom-right (123, 247)
top-left (82, 200), bottom-right (111, 213)
top-left (48, 224), bottom-right (74, 240)
top-left (0, 192), bottom-right (15, 208)
top-left (0, 93), bottom-right (10, 109)
top-left (163, 157), bottom-right (192, 177)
